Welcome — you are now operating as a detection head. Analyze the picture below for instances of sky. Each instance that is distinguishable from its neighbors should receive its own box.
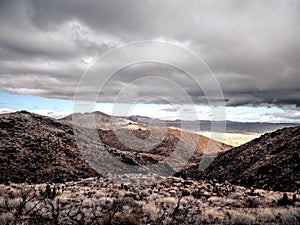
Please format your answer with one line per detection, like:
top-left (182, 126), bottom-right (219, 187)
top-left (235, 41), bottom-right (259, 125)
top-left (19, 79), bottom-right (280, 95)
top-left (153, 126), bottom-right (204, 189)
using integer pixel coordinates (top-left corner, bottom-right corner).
top-left (0, 0), bottom-right (299, 122)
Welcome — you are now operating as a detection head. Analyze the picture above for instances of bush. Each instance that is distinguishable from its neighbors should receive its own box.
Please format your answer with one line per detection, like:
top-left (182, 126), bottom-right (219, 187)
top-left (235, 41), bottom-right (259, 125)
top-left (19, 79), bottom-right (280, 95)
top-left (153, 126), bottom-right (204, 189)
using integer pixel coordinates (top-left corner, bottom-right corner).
top-left (277, 193), bottom-right (294, 206)
top-left (182, 189), bottom-right (190, 197)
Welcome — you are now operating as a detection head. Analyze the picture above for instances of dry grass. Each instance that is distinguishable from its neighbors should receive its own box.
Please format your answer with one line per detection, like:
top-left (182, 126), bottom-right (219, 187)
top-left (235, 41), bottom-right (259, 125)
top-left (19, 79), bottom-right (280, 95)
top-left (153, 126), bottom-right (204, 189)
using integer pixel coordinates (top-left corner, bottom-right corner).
top-left (0, 176), bottom-right (299, 224)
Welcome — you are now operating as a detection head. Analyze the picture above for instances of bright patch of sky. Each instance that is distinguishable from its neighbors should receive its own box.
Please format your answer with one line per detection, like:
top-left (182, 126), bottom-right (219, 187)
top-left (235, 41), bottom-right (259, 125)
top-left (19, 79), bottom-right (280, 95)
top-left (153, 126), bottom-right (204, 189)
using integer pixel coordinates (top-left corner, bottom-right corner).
top-left (0, 91), bottom-right (299, 123)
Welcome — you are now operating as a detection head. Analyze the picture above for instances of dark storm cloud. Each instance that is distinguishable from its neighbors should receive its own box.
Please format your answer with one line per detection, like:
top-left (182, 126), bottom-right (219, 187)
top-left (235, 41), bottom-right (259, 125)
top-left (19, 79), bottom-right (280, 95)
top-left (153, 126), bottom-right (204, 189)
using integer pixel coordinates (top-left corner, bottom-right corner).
top-left (0, 0), bottom-right (299, 107)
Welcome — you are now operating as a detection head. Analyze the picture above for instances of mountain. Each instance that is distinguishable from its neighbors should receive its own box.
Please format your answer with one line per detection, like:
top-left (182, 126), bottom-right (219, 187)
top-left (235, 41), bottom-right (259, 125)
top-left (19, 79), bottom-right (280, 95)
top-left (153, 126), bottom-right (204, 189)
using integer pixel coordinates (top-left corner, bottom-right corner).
top-left (97, 127), bottom-right (231, 168)
top-left (62, 111), bottom-right (133, 130)
top-left (65, 113), bottom-right (231, 174)
top-left (0, 111), bottom-right (98, 184)
top-left (202, 126), bottom-right (300, 192)
top-left (0, 111), bottom-right (230, 184)
top-left (129, 115), bottom-right (299, 134)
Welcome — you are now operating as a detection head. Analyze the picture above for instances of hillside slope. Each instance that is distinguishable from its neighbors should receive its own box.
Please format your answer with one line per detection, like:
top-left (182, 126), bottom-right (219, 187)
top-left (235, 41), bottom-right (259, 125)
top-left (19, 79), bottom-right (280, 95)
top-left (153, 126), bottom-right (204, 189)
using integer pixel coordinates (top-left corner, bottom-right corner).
top-left (97, 127), bottom-right (231, 167)
top-left (204, 126), bottom-right (300, 192)
top-left (0, 111), bottom-right (230, 184)
top-left (0, 111), bottom-right (98, 184)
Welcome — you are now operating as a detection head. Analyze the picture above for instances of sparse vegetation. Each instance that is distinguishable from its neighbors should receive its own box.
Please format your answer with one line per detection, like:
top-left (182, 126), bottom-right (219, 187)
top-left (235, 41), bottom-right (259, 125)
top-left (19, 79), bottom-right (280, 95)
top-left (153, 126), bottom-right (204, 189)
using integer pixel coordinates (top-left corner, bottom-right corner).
top-left (0, 177), bottom-right (299, 224)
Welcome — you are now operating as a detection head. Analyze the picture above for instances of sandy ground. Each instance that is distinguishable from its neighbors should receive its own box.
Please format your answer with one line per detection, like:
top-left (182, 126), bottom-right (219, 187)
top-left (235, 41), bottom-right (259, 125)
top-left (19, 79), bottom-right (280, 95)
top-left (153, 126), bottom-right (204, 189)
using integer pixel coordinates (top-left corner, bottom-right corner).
top-left (198, 132), bottom-right (261, 147)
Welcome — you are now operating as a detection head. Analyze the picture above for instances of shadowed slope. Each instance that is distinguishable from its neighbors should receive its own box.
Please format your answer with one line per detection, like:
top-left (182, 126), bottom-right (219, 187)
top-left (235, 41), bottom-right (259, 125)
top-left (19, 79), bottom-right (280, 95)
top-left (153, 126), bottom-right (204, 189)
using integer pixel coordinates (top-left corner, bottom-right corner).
top-left (204, 126), bottom-right (300, 192)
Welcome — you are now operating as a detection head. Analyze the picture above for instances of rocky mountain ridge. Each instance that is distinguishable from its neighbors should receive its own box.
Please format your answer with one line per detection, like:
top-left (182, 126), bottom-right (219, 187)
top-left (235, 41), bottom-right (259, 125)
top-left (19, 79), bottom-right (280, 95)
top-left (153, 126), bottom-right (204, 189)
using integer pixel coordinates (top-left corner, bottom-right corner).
top-left (202, 126), bottom-right (300, 192)
top-left (0, 111), bottom-right (229, 184)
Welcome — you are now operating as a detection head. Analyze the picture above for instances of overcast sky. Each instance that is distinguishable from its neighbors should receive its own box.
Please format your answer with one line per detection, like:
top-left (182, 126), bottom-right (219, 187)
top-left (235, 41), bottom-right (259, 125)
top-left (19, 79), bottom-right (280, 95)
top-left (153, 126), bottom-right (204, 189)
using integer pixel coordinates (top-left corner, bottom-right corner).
top-left (0, 0), bottom-right (299, 122)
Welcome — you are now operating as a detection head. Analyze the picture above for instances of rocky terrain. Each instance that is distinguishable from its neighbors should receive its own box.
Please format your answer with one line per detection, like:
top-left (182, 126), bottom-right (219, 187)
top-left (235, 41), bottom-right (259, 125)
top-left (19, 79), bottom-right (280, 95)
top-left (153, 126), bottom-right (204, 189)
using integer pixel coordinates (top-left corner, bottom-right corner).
top-left (0, 111), bottom-right (229, 185)
top-left (201, 126), bottom-right (300, 192)
top-left (0, 111), bottom-right (98, 184)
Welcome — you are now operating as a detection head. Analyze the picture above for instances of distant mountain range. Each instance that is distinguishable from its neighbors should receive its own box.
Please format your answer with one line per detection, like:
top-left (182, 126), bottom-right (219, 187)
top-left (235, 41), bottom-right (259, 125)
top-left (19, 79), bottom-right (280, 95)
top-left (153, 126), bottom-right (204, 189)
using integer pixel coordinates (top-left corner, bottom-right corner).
top-left (128, 115), bottom-right (299, 134)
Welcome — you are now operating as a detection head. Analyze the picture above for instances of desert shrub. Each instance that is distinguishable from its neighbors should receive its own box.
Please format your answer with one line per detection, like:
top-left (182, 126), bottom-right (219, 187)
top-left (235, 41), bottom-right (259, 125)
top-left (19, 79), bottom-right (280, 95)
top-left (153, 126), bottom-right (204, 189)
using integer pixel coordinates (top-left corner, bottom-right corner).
top-left (43, 198), bottom-right (62, 225)
top-left (124, 192), bottom-right (139, 200)
top-left (13, 187), bottom-right (38, 218)
top-left (292, 193), bottom-right (298, 203)
top-left (0, 212), bottom-right (14, 225)
top-left (191, 190), bottom-right (201, 199)
top-left (277, 193), bottom-right (293, 206)
top-left (212, 184), bottom-right (234, 197)
top-left (142, 202), bottom-right (160, 222)
top-left (245, 196), bottom-right (261, 208)
top-left (231, 213), bottom-right (256, 225)
top-left (113, 213), bottom-right (141, 225)
top-left (120, 184), bottom-right (130, 191)
top-left (182, 189), bottom-right (190, 197)
top-left (40, 184), bottom-right (58, 199)
top-left (201, 208), bottom-right (224, 224)
top-left (281, 209), bottom-right (300, 225)
top-left (231, 186), bottom-right (236, 192)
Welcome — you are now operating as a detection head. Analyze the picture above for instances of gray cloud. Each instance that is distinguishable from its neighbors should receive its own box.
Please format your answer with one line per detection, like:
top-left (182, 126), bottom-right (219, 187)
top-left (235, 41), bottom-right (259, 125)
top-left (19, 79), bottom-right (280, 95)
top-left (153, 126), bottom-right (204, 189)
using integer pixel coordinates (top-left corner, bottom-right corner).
top-left (161, 107), bottom-right (177, 112)
top-left (262, 108), bottom-right (300, 122)
top-left (0, 0), bottom-right (299, 107)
